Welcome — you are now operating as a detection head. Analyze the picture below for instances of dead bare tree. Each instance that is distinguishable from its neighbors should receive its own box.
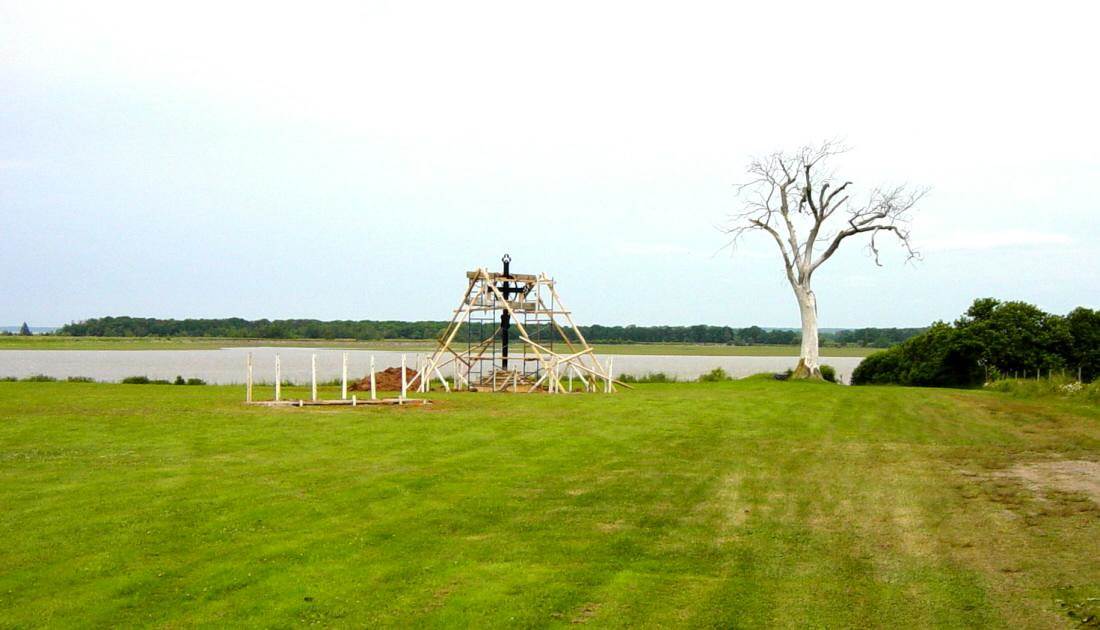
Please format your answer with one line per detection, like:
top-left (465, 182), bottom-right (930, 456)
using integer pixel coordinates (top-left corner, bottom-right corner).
top-left (726, 142), bottom-right (926, 379)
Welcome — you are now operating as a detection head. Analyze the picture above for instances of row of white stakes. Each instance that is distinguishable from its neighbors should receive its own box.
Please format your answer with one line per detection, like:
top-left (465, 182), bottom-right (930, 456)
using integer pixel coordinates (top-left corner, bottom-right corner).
top-left (245, 352), bottom-right (424, 403)
top-left (244, 352), bottom-right (614, 402)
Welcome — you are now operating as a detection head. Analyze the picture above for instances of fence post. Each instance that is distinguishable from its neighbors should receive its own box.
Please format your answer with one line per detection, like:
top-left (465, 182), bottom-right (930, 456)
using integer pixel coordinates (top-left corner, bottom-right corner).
top-left (311, 353), bottom-right (317, 402)
top-left (370, 355), bottom-right (377, 401)
top-left (341, 351), bottom-right (348, 400)
top-left (246, 352), bottom-right (253, 403)
top-left (275, 353), bottom-right (281, 401)
top-left (400, 354), bottom-right (407, 402)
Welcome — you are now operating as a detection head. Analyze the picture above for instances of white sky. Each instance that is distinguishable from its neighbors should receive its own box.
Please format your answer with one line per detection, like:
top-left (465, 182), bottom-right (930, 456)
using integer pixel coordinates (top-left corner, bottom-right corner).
top-left (1, 1), bottom-right (1098, 328)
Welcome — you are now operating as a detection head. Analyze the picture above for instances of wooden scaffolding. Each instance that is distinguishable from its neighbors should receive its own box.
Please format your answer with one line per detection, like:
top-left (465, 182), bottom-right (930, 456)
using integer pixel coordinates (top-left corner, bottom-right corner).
top-left (410, 258), bottom-right (616, 393)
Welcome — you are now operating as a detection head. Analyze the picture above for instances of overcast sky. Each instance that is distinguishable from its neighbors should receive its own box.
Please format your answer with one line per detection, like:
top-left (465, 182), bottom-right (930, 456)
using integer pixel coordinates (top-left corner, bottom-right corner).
top-left (2, 1), bottom-right (1097, 328)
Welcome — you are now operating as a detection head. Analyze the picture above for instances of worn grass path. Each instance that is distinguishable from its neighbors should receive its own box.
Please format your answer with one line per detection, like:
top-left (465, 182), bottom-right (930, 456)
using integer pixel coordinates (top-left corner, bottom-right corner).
top-left (0, 380), bottom-right (1097, 627)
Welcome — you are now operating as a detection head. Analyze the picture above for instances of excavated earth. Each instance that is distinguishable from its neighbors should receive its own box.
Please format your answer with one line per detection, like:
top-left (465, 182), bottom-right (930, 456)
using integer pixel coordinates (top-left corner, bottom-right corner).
top-left (349, 367), bottom-right (418, 392)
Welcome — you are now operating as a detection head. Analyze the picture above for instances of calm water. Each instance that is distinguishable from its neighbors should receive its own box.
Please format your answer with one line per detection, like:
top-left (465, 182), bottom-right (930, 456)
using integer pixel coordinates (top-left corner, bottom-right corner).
top-left (0, 348), bottom-right (863, 385)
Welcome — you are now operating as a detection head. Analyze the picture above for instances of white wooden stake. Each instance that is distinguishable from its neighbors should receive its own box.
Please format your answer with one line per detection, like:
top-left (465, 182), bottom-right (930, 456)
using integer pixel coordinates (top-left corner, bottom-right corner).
top-left (275, 354), bottom-right (281, 401)
top-left (246, 352), bottom-right (253, 403)
top-left (311, 353), bottom-right (318, 402)
top-left (401, 353), bottom-right (407, 402)
top-left (352, 394), bottom-right (357, 407)
top-left (569, 366), bottom-right (574, 392)
top-left (370, 355), bottom-right (377, 400)
top-left (341, 351), bottom-right (348, 400)
top-left (605, 359), bottom-right (613, 393)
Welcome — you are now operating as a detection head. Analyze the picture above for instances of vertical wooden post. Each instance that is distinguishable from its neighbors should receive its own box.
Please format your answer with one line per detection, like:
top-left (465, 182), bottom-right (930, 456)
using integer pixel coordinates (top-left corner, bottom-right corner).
top-left (275, 354), bottom-right (281, 401)
top-left (370, 355), bottom-right (377, 401)
top-left (569, 366), bottom-right (574, 392)
top-left (605, 359), bottom-right (613, 393)
top-left (400, 353), bottom-right (407, 402)
top-left (341, 352), bottom-right (348, 400)
top-left (246, 352), bottom-right (253, 403)
top-left (311, 353), bottom-right (318, 402)
top-left (352, 394), bottom-right (357, 407)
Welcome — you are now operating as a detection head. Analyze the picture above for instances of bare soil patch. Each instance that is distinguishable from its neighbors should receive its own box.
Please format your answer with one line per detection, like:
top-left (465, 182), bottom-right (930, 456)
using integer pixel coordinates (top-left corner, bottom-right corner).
top-left (1004, 460), bottom-right (1100, 505)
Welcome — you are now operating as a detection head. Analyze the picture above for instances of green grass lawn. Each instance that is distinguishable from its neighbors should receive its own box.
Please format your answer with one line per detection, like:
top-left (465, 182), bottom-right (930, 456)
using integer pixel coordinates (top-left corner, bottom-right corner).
top-left (1, 380), bottom-right (1097, 627)
top-left (0, 335), bottom-right (876, 357)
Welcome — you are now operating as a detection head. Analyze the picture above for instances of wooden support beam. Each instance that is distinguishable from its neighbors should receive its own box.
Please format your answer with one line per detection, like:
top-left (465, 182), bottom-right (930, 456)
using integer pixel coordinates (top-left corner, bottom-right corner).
top-left (274, 353), bottom-right (281, 401)
top-left (311, 353), bottom-right (318, 401)
top-left (341, 351), bottom-right (348, 400)
top-left (370, 355), bottom-right (377, 401)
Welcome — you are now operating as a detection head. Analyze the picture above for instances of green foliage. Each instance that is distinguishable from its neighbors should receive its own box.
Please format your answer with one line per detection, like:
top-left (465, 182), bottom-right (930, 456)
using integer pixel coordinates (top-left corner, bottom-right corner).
top-left (984, 375), bottom-right (1100, 402)
top-left (854, 298), bottom-right (1098, 388)
top-left (55, 316), bottom-right (922, 347)
top-left (619, 372), bottom-right (678, 383)
top-left (698, 367), bottom-right (732, 382)
top-left (820, 364), bottom-right (837, 383)
top-left (1066, 307), bottom-right (1100, 382)
top-left (23, 374), bottom-right (57, 382)
top-left (121, 376), bottom-right (173, 385)
top-left (852, 322), bottom-right (984, 387)
top-left (955, 298), bottom-right (1072, 374)
top-left (65, 376), bottom-right (95, 383)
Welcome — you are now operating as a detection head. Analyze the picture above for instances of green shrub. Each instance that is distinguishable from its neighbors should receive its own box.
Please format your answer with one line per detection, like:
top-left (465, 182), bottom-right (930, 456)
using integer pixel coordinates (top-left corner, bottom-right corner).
top-left (620, 372), bottom-right (678, 383)
top-left (852, 322), bottom-right (983, 387)
top-left (185, 378), bottom-right (206, 386)
top-left (0, 376), bottom-right (18, 382)
top-left (65, 376), bottom-right (95, 383)
top-left (698, 367), bottom-right (731, 382)
top-left (121, 376), bottom-right (171, 385)
top-left (984, 376), bottom-right (1100, 402)
top-left (174, 375), bottom-right (186, 385)
top-left (820, 364), bottom-right (837, 383)
top-left (23, 374), bottom-right (57, 382)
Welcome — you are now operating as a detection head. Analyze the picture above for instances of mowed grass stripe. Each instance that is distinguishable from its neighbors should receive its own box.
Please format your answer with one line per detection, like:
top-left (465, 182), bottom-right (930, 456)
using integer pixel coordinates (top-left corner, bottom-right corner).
top-left (0, 380), bottom-right (1097, 626)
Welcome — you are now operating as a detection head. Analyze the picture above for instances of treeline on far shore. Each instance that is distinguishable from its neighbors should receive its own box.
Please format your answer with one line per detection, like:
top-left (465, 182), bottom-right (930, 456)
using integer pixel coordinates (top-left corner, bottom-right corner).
top-left (48, 317), bottom-right (924, 348)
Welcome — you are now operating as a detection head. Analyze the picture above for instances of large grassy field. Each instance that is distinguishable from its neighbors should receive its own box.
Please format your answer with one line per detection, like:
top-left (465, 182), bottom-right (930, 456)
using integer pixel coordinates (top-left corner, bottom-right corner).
top-left (0, 335), bottom-right (875, 357)
top-left (1, 380), bottom-right (1098, 627)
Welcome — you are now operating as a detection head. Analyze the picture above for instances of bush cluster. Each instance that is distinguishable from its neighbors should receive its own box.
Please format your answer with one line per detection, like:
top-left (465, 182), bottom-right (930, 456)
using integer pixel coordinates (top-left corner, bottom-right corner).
top-left (619, 372), bottom-right (679, 383)
top-left (853, 299), bottom-right (1100, 387)
top-left (122, 375), bottom-right (206, 385)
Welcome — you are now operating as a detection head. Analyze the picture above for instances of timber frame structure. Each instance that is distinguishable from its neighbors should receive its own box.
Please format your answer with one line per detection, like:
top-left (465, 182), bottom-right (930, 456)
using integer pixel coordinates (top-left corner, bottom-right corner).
top-left (410, 256), bottom-right (617, 394)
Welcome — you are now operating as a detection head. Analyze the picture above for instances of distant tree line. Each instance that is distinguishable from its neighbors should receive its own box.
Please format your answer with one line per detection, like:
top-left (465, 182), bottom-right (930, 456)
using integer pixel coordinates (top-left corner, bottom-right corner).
top-left (853, 299), bottom-right (1100, 387)
top-left (55, 316), bottom-right (923, 347)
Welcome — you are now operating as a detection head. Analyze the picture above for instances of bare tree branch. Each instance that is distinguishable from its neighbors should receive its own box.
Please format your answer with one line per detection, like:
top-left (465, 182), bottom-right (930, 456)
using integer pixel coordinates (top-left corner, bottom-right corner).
top-left (725, 142), bottom-right (925, 285)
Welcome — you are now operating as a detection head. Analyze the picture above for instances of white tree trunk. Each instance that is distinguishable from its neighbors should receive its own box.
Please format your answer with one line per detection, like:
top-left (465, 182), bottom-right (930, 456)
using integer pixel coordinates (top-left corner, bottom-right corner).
top-left (792, 284), bottom-right (821, 378)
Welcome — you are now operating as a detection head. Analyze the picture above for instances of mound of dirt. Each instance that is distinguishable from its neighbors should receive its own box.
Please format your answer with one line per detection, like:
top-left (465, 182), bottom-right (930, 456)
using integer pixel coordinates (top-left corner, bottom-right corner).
top-left (349, 367), bottom-right (418, 392)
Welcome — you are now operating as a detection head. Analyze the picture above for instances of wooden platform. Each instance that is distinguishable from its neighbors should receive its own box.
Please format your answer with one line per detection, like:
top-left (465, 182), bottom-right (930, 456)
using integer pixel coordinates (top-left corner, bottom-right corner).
top-left (247, 398), bottom-right (430, 408)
